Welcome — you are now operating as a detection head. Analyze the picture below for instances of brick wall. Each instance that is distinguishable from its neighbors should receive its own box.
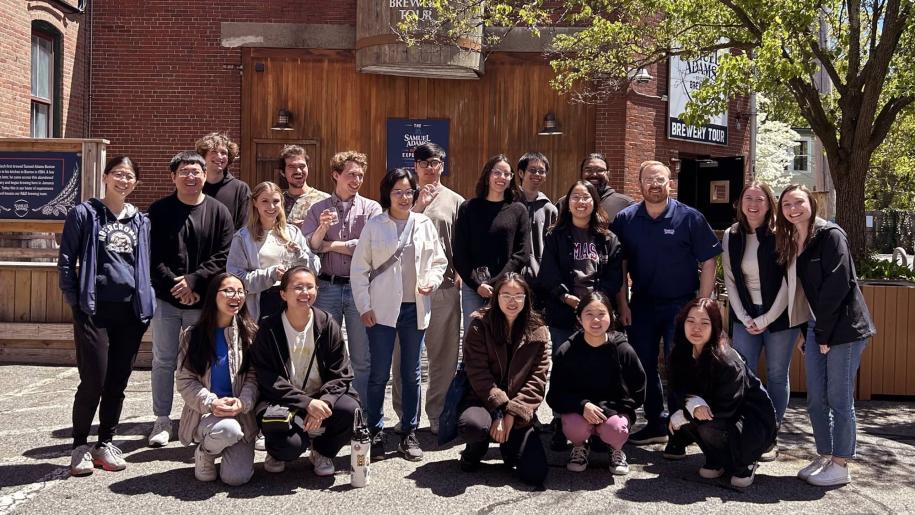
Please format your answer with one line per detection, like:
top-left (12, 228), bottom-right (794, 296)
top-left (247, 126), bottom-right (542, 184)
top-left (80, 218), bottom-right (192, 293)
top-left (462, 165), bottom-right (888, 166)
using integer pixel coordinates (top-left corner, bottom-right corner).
top-left (0, 1), bottom-right (86, 138)
top-left (89, 1), bottom-right (355, 208)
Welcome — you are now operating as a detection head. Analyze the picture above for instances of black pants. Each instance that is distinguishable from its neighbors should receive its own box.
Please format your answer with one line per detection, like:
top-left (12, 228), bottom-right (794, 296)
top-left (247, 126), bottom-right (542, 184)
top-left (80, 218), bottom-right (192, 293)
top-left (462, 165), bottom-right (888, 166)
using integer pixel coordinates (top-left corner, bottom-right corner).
top-left (680, 419), bottom-right (752, 473)
top-left (258, 286), bottom-right (284, 322)
top-left (458, 405), bottom-right (548, 487)
top-left (260, 394), bottom-right (359, 461)
top-left (71, 302), bottom-right (148, 447)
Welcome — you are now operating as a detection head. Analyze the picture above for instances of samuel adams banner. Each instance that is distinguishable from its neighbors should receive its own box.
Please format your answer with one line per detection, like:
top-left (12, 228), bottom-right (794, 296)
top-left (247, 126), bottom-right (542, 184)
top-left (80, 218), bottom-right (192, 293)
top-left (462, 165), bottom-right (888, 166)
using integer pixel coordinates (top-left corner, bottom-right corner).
top-left (386, 118), bottom-right (450, 175)
top-left (0, 151), bottom-right (81, 220)
top-left (667, 53), bottom-right (728, 146)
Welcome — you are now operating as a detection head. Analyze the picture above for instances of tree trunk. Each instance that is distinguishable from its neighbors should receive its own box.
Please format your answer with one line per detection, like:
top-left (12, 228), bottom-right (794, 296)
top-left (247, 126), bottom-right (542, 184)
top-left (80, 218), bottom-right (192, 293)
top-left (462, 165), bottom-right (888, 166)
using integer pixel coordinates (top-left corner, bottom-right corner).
top-left (830, 154), bottom-right (870, 263)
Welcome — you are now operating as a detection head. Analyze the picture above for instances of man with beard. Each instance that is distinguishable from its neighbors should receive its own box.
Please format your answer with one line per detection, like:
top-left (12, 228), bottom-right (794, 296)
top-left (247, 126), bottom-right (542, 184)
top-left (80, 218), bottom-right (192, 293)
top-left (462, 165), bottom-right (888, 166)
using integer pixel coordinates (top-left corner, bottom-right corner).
top-left (278, 145), bottom-right (329, 227)
top-left (556, 153), bottom-right (634, 221)
top-left (611, 160), bottom-right (721, 459)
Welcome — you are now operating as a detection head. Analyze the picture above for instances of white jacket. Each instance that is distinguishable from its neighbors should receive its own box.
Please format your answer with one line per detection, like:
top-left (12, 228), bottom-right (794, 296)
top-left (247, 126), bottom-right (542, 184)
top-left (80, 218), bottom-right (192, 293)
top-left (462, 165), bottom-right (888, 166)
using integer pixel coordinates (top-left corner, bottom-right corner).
top-left (350, 212), bottom-right (447, 330)
top-left (227, 225), bottom-right (320, 320)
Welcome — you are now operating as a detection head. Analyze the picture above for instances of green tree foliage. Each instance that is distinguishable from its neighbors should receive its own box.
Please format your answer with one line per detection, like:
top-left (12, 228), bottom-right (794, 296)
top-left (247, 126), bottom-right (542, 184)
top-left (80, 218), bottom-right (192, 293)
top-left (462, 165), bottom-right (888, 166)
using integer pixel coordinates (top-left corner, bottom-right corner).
top-left (866, 106), bottom-right (915, 210)
top-left (400, 0), bottom-right (915, 260)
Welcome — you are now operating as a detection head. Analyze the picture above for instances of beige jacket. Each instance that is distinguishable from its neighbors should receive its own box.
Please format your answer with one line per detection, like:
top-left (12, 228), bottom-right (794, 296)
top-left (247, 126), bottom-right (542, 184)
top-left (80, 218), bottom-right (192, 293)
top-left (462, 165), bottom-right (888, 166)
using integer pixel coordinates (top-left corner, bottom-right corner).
top-left (176, 320), bottom-right (259, 446)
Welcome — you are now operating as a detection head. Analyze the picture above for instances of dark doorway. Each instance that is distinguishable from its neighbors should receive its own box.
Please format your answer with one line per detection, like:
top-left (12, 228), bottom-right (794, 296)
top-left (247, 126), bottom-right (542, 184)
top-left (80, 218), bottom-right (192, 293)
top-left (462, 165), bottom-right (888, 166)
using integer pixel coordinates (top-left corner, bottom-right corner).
top-left (677, 156), bottom-right (745, 230)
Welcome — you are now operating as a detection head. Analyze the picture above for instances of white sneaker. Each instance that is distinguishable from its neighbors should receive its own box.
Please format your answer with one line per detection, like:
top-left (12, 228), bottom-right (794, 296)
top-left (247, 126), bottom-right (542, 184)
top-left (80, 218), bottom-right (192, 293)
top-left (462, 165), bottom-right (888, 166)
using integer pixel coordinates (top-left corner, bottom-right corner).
top-left (254, 433), bottom-right (266, 452)
top-left (69, 444), bottom-right (94, 477)
top-left (264, 453), bottom-right (285, 473)
top-left (609, 448), bottom-right (629, 475)
top-left (699, 465), bottom-right (725, 479)
top-left (760, 442), bottom-right (778, 462)
top-left (148, 416), bottom-right (171, 447)
top-left (566, 444), bottom-right (589, 472)
top-left (730, 463), bottom-right (758, 488)
top-left (91, 442), bottom-right (127, 471)
top-left (194, 445), bottom-right (217, 482)
top-left (807, 461), bottom-right (851, 486)
top-left (310, 447), bottom-right (335, 476)
top-left (797, 455), bottom-right (832, 480)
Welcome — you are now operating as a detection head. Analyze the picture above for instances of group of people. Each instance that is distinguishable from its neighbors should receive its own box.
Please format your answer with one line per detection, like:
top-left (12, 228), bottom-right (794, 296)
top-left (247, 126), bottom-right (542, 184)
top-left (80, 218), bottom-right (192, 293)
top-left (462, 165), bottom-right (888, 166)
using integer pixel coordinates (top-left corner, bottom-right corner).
top-left (57, 133), bottom-right (875, 490)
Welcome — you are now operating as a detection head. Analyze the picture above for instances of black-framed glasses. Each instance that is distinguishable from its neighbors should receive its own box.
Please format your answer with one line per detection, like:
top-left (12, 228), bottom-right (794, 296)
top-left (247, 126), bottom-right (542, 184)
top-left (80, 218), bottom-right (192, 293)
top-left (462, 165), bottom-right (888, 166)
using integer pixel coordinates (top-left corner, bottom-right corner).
top-left (526, 167), bottom-right (547, 176)
top-left (218, 288), bottom-right (246, 298)
top-left (416, 159), bottom-right (443, 169)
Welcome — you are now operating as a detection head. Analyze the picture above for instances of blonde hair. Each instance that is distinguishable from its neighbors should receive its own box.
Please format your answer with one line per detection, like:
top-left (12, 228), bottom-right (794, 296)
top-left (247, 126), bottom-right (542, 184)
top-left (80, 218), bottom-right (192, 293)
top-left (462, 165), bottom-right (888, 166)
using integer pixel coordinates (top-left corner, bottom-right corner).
top-left (330, 150), bottom-right (368, 175)
top-left (247, 181), bottom-right (290, 244)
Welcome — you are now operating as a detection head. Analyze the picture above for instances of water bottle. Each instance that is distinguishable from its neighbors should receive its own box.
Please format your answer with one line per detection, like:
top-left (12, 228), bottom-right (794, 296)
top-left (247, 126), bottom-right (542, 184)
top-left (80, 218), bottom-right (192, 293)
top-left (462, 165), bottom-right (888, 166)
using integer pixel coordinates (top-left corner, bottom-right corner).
top-left (350, 408), bottom-right (370, 488)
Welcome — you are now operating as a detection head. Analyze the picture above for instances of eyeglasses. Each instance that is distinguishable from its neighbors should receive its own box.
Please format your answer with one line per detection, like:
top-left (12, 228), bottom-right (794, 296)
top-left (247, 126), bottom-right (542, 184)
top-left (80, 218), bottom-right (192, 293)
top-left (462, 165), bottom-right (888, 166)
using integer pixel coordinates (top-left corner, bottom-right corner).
top-left (491, 171), bottom-right (513, 179)
top-left (391, 189), bottom-right (416, 199)
top-left (416, 159), bottom-right (443, 169)
top-left (642, 176), bottom-right (669, 186)
top-left (498, 293), bottom-right (526, 303)
top-left (218, 288), bottom-right (246, 298)
top-left (582, 167), bottom-right (608, 176)
top-left (290, 285), bottom-right (315, 294)
top-left (109, 172), bottom-right (137, 182)
top-left (176, 169), bottom-right (204, 178)
top-left (525, 167), bottom-right (547, 176)
top-left (569, 194), bottom-right (593, 203)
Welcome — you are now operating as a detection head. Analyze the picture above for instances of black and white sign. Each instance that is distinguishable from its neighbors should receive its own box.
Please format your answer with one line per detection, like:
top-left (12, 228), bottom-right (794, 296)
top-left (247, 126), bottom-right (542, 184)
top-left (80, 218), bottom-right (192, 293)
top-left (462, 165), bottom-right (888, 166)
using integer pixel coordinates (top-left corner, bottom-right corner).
top-left (668, 53), bottom-right (728, 145)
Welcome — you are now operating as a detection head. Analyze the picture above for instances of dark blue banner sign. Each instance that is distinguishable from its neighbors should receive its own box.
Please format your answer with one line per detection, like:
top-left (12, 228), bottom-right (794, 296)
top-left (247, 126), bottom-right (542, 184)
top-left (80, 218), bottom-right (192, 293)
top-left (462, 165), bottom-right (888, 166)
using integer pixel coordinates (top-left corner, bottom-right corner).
top-left (386, 118), bottom-right (450, 175)
top-left (0, 151), bottom-right (82, 220)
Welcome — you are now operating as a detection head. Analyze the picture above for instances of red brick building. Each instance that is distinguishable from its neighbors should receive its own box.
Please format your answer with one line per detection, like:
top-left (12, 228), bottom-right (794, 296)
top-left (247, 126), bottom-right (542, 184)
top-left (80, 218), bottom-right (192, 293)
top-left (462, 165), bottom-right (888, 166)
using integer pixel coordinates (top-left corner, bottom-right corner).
top-left (2, 0), bottom-right (750, 226)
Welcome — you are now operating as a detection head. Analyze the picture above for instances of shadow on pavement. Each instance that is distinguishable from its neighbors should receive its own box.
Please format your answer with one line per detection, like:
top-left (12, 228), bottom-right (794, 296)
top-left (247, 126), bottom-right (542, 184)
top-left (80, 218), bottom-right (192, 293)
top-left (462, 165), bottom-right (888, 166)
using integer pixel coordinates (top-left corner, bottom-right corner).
top-left (0, 462), bottom-right (66, 489)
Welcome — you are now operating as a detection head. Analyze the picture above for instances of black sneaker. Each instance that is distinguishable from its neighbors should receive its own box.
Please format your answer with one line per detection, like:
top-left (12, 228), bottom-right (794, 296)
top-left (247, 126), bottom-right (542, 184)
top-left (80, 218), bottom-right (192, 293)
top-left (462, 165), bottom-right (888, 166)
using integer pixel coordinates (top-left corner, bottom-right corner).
top-left (459, 442), bottom-right (487, 472)
top-left (397, 431), bottom-right (423, 461)
top-left (629, 423), bottom-right (669, 445)
top-left (370, 431), bottom-right (385, 461)
top-left (662, 440), bottom-right (687, 460)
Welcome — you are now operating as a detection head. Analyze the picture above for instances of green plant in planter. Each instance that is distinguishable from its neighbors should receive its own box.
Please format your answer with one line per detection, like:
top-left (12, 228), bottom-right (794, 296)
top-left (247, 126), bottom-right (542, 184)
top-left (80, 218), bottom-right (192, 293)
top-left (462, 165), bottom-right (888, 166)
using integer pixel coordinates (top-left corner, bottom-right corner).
top-left (857, 254), bottom-right (915, 282)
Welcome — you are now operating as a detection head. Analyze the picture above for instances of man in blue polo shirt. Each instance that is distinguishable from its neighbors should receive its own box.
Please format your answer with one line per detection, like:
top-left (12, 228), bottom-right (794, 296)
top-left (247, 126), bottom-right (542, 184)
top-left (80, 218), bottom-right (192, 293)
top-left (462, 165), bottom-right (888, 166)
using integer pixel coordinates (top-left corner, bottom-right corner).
top-left (612, 160), bottom-right (721, 458)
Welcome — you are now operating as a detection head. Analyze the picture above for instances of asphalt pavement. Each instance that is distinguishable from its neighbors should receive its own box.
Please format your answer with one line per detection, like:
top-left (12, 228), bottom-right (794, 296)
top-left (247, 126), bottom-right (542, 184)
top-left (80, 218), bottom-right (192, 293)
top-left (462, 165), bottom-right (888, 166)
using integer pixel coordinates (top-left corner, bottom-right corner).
top-left (1, 365), bottom-right (913, 514)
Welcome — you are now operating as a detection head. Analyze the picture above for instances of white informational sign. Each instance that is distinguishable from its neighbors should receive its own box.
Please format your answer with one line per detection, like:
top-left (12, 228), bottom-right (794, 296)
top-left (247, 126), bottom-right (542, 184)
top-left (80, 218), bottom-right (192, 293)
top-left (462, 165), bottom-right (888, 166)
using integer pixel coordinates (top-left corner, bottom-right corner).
top-left (668, 53), bottom-right (728, 145)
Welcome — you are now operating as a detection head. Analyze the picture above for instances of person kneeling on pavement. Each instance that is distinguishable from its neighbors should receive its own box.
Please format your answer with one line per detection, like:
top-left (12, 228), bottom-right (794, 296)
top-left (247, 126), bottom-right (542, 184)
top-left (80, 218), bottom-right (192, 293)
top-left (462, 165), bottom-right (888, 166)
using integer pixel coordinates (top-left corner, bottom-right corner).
top-left (250, 266), bottom-right (359, 477)
top-left (667, 298), bottom-right (777, 488)
top-left (176, 273), bottom-right (259, 486)
top-left (457, 273), bottom-right (551, 487)
top-left (546, 291), bottom-right (645, 475)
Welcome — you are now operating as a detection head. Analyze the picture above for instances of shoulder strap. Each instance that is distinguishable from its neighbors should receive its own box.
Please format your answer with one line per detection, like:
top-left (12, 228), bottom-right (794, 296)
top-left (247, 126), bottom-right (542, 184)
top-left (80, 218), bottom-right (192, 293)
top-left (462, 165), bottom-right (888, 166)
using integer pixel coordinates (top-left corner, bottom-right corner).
top-left (368, 215), bottom-right (415, 283)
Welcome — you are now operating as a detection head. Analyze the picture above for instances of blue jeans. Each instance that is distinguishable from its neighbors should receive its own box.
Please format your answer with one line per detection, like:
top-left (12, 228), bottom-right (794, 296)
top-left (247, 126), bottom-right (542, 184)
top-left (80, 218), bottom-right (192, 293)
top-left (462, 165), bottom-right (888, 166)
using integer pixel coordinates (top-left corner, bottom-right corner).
top-left (626, 295), bottom-right (690, 425)
top-left (151, 301), bottom-right (200, 416)
top-left (731, 305), bottom-right (799, 424)
top-left (366, 303), bottom-right (425, 433)
top-left (804, 321), bottom-right (866, 459)
top-left (461, 283), bottom-right (487, 336)
top-left (313, 279), bottom-right (370, 404)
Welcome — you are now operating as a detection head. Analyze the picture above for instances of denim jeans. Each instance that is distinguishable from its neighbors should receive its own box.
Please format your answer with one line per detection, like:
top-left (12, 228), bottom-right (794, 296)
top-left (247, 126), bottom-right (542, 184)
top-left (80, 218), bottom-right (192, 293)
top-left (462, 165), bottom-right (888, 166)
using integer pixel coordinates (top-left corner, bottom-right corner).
top-left (626, 295), bottom-right (690, 425)
top-left (366, 303), bottom-right (425, 433)
top-left (313, 279), bottom-right (370, 403)
top-left (731, 305), bottom-right (800, 424)
top-left (804, 321), bottom-right (867, 459)
top-left (151, 301), bottom-right (200, 416)
top-left (461, 283), bottom-right (487, 337)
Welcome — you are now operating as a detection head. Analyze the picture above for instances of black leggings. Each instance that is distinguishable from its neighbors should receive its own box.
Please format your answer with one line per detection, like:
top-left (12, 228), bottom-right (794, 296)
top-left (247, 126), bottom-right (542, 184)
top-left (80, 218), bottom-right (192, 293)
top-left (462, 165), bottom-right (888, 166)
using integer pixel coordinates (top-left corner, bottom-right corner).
top-left (71, 302), bottom-right (148, 447)
top-left (458, 405), bottom-right (548, 486)
top-left (260, 393), bottom-right (359, 461)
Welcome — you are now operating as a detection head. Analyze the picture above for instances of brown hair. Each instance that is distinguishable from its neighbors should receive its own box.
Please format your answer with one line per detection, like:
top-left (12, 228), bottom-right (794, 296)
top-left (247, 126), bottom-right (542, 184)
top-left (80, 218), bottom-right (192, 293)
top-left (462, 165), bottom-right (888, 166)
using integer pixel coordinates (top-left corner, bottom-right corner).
top-left (330, 150), bottom-right (368, 175)
top-left (775, 184), bottom-right (819, 265)
top-left (246, 181), bottom-right (291, 244)
top-left (474, 154), bottom-right (522, 201)
top-left (638, 160), bottom-right (671, 182)
top-left (195, 132), bottom-right (239, 170)
top-left (735, 180), bottom-right (778, 233)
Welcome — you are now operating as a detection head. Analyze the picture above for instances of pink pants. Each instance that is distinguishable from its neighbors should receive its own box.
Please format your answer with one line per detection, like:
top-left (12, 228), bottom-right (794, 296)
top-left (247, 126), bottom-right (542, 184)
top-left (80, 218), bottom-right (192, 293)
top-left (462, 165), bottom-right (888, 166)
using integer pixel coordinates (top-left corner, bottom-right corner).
top-left (561, 413), bottom-right (630, 450)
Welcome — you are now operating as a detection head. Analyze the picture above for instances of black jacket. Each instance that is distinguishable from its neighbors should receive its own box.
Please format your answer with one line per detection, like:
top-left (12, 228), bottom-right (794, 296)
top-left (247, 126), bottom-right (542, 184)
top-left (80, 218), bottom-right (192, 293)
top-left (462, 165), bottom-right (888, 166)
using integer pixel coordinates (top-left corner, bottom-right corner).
top-left (546, 331), bottom-right (646, 423)
top-left (538, 224), bottom-right (623, 329)
top-left (725, 224), bottom-right (790, 332)
top-left (797, 220), bottom-right (876, 347)
top-left (250, 308), bottom-right (357, 413)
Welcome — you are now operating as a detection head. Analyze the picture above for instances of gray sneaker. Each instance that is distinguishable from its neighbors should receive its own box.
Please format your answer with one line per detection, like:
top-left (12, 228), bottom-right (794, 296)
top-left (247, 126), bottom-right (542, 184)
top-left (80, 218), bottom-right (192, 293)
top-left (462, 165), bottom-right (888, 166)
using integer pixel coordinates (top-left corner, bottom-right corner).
top-left (91, 442), bottom-right (127, 472)
top-left (148, 416), bottom-right (171, 447)
top-left (397, 431), bottom-right (423, 461)
top-left (70, 444), bottom-right (94, 477)
top-left (194, 445), bottom-right (217, 482)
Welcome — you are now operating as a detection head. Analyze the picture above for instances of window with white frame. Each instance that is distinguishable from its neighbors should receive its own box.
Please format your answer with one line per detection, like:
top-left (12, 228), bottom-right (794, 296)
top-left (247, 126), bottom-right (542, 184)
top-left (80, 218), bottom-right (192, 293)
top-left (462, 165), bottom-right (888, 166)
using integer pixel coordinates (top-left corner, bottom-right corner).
top-left (30, 26), bottom-right (58, 138)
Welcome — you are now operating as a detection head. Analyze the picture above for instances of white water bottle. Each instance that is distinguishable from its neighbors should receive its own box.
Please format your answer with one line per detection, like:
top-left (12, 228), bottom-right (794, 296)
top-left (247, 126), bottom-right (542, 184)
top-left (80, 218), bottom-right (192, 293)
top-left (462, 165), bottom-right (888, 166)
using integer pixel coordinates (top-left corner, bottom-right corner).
top-left (350, 408), bottom-right (370, 488)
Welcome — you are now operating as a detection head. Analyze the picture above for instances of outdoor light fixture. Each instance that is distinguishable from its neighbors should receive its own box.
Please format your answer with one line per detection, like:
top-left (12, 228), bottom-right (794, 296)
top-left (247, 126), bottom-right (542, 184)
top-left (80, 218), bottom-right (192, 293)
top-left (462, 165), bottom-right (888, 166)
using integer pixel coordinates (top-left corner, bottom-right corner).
top-left (537, 112), bottom-right (563, 136)
top-left (271, 109), bottom-right (294, 131)
top-left (632, 68), bottom-right (653, 84)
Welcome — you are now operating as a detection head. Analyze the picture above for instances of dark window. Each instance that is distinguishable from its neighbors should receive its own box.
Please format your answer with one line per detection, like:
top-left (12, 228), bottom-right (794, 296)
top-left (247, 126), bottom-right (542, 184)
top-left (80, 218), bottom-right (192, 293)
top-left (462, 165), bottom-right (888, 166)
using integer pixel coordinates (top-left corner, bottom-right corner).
top-left (793, 140), bottom-right (810, 172)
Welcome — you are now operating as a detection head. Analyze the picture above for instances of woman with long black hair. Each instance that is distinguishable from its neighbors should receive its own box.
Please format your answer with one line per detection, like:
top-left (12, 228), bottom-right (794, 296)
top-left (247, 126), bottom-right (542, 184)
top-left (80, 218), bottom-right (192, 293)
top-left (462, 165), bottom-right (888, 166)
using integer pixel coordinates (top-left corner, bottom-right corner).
top-left (59, 156), bottom-right (155, 476)
top-left (457, 273), bottom-right (551, 487)
top-left (176, 273), bottom-right (259, 485)
top-left (668, 298), bottom-right (777, 488)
